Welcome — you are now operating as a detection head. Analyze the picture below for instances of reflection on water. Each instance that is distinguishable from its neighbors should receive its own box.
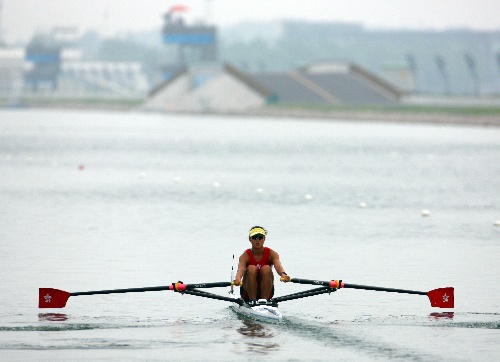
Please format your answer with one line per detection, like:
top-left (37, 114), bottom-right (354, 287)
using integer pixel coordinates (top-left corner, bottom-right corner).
top-left (238, 319), bottom-right (274, 338)
top-left (429, 312), bottom-right (454, 320)
top-left (237, 319), bottom-right (280, 354)
top-left (38, 313), bottom-right (68, 321)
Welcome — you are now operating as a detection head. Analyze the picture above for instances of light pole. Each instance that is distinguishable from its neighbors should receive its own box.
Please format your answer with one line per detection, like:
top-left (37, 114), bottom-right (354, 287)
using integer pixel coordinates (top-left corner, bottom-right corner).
top-left (435, 56), bottom-right (450, 95)
top-left (405, 54), bottom-right (418, 93)
top-left (464, 53), bottom-right (480, 96)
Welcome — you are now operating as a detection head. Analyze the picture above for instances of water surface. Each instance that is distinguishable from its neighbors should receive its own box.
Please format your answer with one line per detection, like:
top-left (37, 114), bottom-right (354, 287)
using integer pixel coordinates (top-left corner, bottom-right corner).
top-left (1, 109), bottom-right (499, 361)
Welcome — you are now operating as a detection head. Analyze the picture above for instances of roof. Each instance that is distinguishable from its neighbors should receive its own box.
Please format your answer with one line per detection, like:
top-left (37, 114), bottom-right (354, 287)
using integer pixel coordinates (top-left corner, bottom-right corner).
top-left (252, 62), bottom-right (401, 106)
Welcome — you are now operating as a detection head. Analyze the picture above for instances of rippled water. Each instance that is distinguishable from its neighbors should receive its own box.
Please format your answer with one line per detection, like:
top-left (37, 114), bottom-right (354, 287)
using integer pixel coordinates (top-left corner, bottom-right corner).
top-left (1, 109), bottom-right (499, 361)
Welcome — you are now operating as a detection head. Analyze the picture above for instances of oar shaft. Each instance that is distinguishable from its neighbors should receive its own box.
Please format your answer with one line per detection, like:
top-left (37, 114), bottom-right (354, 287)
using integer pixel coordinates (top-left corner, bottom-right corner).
top-left (290, 278), bottom-right (427, 295)
top-left (344, 283), bottom-right (427, 295)
top-left (272, 287), bottom-right (334, 304)
top-left (70, 281), bottom-right (234, 297)
top-left (71, 286), bottom-right (169, 296)
top-left (183, 289), bottom-right (244, 305)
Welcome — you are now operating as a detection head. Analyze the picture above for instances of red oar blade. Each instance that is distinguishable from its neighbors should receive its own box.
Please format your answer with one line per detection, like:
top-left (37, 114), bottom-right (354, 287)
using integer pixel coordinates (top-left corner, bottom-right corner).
top-left (39, 288), bottom-right (71, 308)
top-left (427, 287), bottom-right (454, 308)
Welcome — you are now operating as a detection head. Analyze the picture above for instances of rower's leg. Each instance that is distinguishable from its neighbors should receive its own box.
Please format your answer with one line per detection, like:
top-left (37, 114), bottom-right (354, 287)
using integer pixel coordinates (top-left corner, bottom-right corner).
top-left (244, 265), bottom-right (258, 300)
top-left (259, 265), bottom-right (273, 300)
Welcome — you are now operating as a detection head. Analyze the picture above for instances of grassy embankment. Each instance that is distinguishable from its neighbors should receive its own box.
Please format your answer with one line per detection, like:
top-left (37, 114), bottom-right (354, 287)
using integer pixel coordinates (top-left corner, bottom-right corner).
top-left (254, 103), bottom-right (500, 126)
top-left (2, 97), bottom-right (499, 125)
top-left (266, 103), bottom-right (500, 116)
top-left (10, 97), bottom-right (144, 110)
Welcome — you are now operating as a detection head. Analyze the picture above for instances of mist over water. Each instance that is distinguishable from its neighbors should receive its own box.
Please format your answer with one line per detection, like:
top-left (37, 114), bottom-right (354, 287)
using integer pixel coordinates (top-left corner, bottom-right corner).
top-left (0, 109), bottom-right (499, 360)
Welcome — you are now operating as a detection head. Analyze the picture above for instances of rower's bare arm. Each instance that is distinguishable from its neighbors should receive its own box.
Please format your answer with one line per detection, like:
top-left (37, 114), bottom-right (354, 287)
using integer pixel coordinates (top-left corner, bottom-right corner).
top-left (233, 253), bottom-right (248, 285)
top-left (271, 250), bottom-right (291, 282)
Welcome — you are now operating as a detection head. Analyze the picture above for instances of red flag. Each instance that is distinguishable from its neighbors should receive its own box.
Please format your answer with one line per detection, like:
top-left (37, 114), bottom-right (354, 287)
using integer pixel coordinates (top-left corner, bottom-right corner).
top-left (427, 287), bottom-right (454, 308)
top-left (170, 5), bottom-right (188, 12)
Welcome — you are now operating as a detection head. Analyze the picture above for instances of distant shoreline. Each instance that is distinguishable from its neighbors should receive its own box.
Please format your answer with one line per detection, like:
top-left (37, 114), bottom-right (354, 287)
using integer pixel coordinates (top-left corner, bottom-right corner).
top-left (235, 107), bottom-right (500, 127)
top-left (2, 100), bottom-right (500, 127)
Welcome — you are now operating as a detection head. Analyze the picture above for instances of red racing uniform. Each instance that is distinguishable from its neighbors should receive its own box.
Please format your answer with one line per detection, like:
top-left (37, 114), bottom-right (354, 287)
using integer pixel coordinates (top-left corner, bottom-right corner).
top-left (240, 247), bottom-right (274, 301)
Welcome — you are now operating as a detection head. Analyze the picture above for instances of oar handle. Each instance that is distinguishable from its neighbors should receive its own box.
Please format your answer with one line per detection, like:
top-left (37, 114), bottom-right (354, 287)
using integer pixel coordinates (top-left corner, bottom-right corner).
top-left (169, 281), bottom-right (235, 292)
top-left (290, 278), bottom-right (343, 288)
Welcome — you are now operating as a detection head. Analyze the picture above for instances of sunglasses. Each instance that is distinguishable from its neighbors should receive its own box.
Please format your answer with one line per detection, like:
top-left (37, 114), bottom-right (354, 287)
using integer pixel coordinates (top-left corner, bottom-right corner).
top-left (251, 235), bottom-right (264, 240)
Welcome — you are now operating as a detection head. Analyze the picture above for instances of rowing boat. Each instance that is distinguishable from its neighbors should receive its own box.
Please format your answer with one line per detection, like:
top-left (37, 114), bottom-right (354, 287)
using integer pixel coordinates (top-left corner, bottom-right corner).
top-left (230, 298), bottom-right (283, 322)
top-left (38, 278), bottom-right (454, 321)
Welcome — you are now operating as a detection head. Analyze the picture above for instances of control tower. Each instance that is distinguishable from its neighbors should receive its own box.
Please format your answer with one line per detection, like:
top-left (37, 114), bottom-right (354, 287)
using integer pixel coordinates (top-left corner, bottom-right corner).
top-left (162, 4), bottom-right (217, 65)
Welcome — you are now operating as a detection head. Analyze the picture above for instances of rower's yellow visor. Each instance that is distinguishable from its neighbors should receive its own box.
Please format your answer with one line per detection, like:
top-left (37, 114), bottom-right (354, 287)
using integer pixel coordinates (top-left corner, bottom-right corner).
top-left (249, 227), bottom-right (267, 237)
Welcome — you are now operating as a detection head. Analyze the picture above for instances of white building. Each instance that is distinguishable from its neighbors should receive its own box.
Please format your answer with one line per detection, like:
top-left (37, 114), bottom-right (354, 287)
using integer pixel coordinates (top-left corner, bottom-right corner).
top-left (59, 61), bottom-right (149, 98)
top-left (0, 47), bottom-right (149, 100)
top-left (142, 61), bottom-right (402, 113)
top-left (0, 48), bottom-right (24, 99)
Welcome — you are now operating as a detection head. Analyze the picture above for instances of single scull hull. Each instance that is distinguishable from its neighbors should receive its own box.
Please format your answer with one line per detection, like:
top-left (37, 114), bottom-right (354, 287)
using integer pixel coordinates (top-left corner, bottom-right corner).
top-left (230, 300), bottom-right (283, 322)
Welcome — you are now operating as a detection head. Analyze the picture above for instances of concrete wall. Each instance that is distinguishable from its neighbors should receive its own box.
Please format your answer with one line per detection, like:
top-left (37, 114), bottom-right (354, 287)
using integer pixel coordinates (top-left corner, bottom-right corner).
top-left (142, 74), bottom-right (193, 112)
top-left (142, 70), bottom-right (265, 112)
top-left (187, 73), bottom-right (265, 111)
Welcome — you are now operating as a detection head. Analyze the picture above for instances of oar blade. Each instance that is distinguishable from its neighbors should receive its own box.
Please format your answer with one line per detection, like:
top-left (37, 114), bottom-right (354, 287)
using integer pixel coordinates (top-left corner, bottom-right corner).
top-left (427, 287), bottom-right (454, 308)
top-left (39, 288), bottom-right (71, 308)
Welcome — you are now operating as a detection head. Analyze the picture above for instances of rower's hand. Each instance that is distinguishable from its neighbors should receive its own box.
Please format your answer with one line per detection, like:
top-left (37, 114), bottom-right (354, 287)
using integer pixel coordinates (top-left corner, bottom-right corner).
top-left (280, 275), bottom-right (291, 283)
top-left (232, 278), bottom-right (242, 286)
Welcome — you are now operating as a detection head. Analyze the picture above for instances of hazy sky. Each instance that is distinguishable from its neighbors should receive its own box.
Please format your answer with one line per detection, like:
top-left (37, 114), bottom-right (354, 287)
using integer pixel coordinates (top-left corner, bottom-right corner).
top-left (2, 0), bottom-right (500, 43)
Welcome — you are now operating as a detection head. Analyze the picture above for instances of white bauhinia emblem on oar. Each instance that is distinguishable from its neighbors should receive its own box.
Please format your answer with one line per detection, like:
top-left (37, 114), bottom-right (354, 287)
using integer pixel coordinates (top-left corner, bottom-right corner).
top-left (442, 293), bottom-right (449, 303)
top-left (44, 294), bottom-right (52, 303)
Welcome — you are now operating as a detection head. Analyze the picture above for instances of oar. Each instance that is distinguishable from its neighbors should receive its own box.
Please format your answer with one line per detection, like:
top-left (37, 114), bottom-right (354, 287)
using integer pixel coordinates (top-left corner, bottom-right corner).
top-left (288, 278), bottom-right (454, 308)
top-left (39, 281), bottom-right (234, 308)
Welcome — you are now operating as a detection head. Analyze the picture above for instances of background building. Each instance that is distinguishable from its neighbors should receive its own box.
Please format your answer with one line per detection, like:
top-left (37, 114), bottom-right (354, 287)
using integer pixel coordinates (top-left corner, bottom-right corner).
top-left (1, 5), bottom-right (499, 109)
top-left (142, 61), bottom-right (401, 113)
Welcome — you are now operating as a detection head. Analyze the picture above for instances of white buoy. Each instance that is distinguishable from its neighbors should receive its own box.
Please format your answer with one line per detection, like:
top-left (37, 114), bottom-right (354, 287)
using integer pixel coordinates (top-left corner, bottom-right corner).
top-left (256, 188), bottom-right (264, 194)
top-left (139, 172), bottom-right (146, 179)
top-left (174, 177), bottom-right (182, 183)
top-left (421, 209), bottom-right (431, 217)
top-left (494, 220), bottom-right (500, 227)
top-left (213, 182), bottom-right (221, 188)
top-left (304, 193), bottom-right (313, 200)
top-left (359, 202), bottom-right (367, 208)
